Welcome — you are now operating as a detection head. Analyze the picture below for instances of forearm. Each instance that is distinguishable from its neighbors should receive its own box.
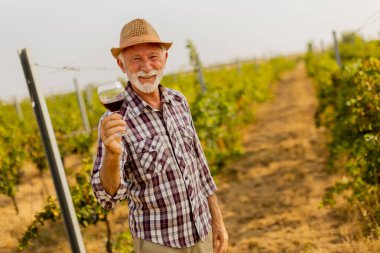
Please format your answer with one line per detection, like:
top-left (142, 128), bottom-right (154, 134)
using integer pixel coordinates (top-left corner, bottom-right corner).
top-left (99, 151), bottom-right (121, 196)
top-left (208, 193), bottom-right (228, 252)
top-left (207, 193), bottom-right (224, 223)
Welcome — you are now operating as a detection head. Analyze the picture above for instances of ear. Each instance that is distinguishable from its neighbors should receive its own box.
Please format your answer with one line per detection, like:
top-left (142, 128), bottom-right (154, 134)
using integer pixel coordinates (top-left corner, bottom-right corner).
top-left (117, 56), bottom-right (126, 73)
top-left (163, 51), bottom-right (169, 64)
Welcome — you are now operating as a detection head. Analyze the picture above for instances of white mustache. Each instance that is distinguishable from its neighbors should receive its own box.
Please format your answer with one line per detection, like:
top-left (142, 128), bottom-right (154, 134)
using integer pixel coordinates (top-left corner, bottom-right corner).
top-left (137, 70), bottom-right (159, 78)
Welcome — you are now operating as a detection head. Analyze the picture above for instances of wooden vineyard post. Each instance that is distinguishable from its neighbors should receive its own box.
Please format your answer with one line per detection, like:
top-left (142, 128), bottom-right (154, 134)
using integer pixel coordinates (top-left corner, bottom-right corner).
top-left (13, 97), bottom-right (24, 121)
top-left (186, 40), bottom-right (206, 93)
top-left (18, 48), bottom-right (86, 253)
top-left (332, 31), bottom-right (342, 68)
top-left (74, 78), bottom-right (91, 133)
top-left (236, 59), bottom-right (242, 75)
top-left (85, 85), bottom-right (93, 111)
top-left (320, 40), bottom-right (325, 53)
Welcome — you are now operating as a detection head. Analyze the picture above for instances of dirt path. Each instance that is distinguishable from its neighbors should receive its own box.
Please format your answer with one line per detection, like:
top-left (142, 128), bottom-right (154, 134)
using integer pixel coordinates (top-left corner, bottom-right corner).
top-left (217, 62), bottom-right (348, 253)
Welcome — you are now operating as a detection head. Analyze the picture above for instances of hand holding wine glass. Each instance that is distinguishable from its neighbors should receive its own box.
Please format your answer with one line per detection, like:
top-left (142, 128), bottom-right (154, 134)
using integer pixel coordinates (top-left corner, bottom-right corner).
top-left (97, 81), bottom-right (128, 155)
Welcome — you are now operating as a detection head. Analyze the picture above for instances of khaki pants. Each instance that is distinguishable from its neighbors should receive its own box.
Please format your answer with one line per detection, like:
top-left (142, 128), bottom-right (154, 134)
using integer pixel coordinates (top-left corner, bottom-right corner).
top-left (133, 232), bottom-right (213, 253)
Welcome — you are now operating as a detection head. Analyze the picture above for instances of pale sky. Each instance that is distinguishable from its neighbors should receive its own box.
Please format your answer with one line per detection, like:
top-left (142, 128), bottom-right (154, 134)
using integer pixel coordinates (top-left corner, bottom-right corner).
top-left (1, 0), bottom-right (379, 100)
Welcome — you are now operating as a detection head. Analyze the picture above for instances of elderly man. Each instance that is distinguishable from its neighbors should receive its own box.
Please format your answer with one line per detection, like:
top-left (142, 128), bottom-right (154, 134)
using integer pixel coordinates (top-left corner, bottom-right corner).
top-left (91, 18), bottom-right (228, 253)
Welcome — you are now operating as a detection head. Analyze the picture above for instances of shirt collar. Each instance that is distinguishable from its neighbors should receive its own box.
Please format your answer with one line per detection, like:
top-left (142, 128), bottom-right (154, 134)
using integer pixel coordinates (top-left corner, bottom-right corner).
top-left (121, 82), bottom-right (174, 118)
top-left (159, 84), bottom-right (174, 105)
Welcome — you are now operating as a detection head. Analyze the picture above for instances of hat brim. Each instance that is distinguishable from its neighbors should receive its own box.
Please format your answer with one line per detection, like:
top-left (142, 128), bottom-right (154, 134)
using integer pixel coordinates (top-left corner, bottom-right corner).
top-left (111, 41), bottom-right (172, 59)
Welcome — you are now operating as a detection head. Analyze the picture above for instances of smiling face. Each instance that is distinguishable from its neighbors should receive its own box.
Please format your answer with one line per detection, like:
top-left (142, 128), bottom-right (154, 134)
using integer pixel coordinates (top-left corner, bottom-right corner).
top-left (117, 43), bottom-right (168, 94)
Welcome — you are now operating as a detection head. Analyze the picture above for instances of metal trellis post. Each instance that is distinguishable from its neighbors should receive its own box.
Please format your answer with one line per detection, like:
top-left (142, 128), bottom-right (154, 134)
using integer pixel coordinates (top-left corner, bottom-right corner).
top-left (18, 48), bottom-right (86, 253)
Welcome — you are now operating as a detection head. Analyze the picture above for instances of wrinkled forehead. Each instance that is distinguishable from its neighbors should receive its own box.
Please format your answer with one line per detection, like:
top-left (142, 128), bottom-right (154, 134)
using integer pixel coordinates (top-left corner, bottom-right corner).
top-left (121, 43), bottom-right (164, 56)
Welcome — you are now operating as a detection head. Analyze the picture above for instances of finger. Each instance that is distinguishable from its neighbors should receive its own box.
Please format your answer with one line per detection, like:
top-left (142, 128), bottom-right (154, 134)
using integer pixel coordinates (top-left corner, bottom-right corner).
top-left (104, 119), bottom-right (127, 129)
top-left (104, 133), bottom-right (122, 146)
top-left (223, 241), bottom-right (228, 253)
top-left (101, 113), bottom-right (123, 128)
top-left (217, 234), bottom-right (225, 253)
top-left (104, 134), bottom-right (122, 153)
top-left (107, 112), bottom-right (123, 120)
top-left (101, 126), bottom-right (113, 140)
top-left (102, 120), bottom-right (127, 131)
top-left (100, 119), bottom-right (125, 141)
top-left (219, 238), bottom-right (227, 253)
top-left (101, 113), bottom-right (120, 124)
top-left (213, 232), bottom-right (218, 250)
top-left (224, 234), bottom-right (229, 252)
top-left (222, 233), bottom-right (228, 252)
top-left (105, 126), bottom-right (127, 138)
top-left (217, 240), bottom-right (224, 253)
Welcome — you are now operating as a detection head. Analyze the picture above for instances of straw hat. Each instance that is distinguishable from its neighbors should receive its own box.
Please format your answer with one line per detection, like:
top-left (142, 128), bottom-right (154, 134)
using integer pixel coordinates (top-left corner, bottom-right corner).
top-left (111, 18), bottom-right (172, 59)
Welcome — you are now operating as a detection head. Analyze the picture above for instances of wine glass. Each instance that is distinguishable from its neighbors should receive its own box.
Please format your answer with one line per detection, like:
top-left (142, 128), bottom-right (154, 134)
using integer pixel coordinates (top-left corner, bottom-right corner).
top-left (97, 81), bottom-right (127, 137)
top-left (97, 81), bottom-right (125, 113)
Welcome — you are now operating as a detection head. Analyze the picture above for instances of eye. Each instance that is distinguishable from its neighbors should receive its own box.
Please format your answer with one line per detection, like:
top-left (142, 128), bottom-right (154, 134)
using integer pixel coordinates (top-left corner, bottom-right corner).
top-left (150, 55), bottom-right (159, 60)
top-left (131, 57), bottom-right (141, 62)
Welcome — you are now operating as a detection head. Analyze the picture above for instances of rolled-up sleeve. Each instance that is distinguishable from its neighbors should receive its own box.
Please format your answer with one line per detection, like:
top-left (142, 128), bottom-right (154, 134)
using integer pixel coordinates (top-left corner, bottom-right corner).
top-left (190, 119), bottom-right (217, 198)
top-left (183, 98), bottom-right (217, 198)
top-left (91, 113), bottom-right (129, 210)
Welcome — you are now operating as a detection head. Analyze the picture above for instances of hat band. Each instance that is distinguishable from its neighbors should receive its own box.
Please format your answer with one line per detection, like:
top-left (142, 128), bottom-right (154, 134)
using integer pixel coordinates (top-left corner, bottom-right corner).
top-left (119, 34), bottom-right (162, 48)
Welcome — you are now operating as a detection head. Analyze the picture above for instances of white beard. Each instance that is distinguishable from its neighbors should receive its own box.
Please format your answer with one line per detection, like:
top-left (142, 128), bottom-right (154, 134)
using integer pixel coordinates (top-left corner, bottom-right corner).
top-left (126, 68), bottom-right (164, 94)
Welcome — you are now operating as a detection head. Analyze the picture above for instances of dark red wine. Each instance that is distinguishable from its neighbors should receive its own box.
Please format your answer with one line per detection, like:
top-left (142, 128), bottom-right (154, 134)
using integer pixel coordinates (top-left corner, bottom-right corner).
top-left (102, 98), bottom-right (124, 112)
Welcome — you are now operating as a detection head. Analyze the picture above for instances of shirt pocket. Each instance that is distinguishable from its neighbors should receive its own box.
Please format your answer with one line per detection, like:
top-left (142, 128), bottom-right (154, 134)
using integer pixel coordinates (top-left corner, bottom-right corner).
top-left (134, 135), bottom-right (170, 175)
top-left (178, 125), bottom-right (204, 179)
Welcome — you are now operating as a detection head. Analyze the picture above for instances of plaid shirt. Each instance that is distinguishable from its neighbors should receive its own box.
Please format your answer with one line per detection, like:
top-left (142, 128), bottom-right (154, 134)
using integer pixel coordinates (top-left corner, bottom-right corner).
top-left (91, 83), bottom-right (217, 248)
